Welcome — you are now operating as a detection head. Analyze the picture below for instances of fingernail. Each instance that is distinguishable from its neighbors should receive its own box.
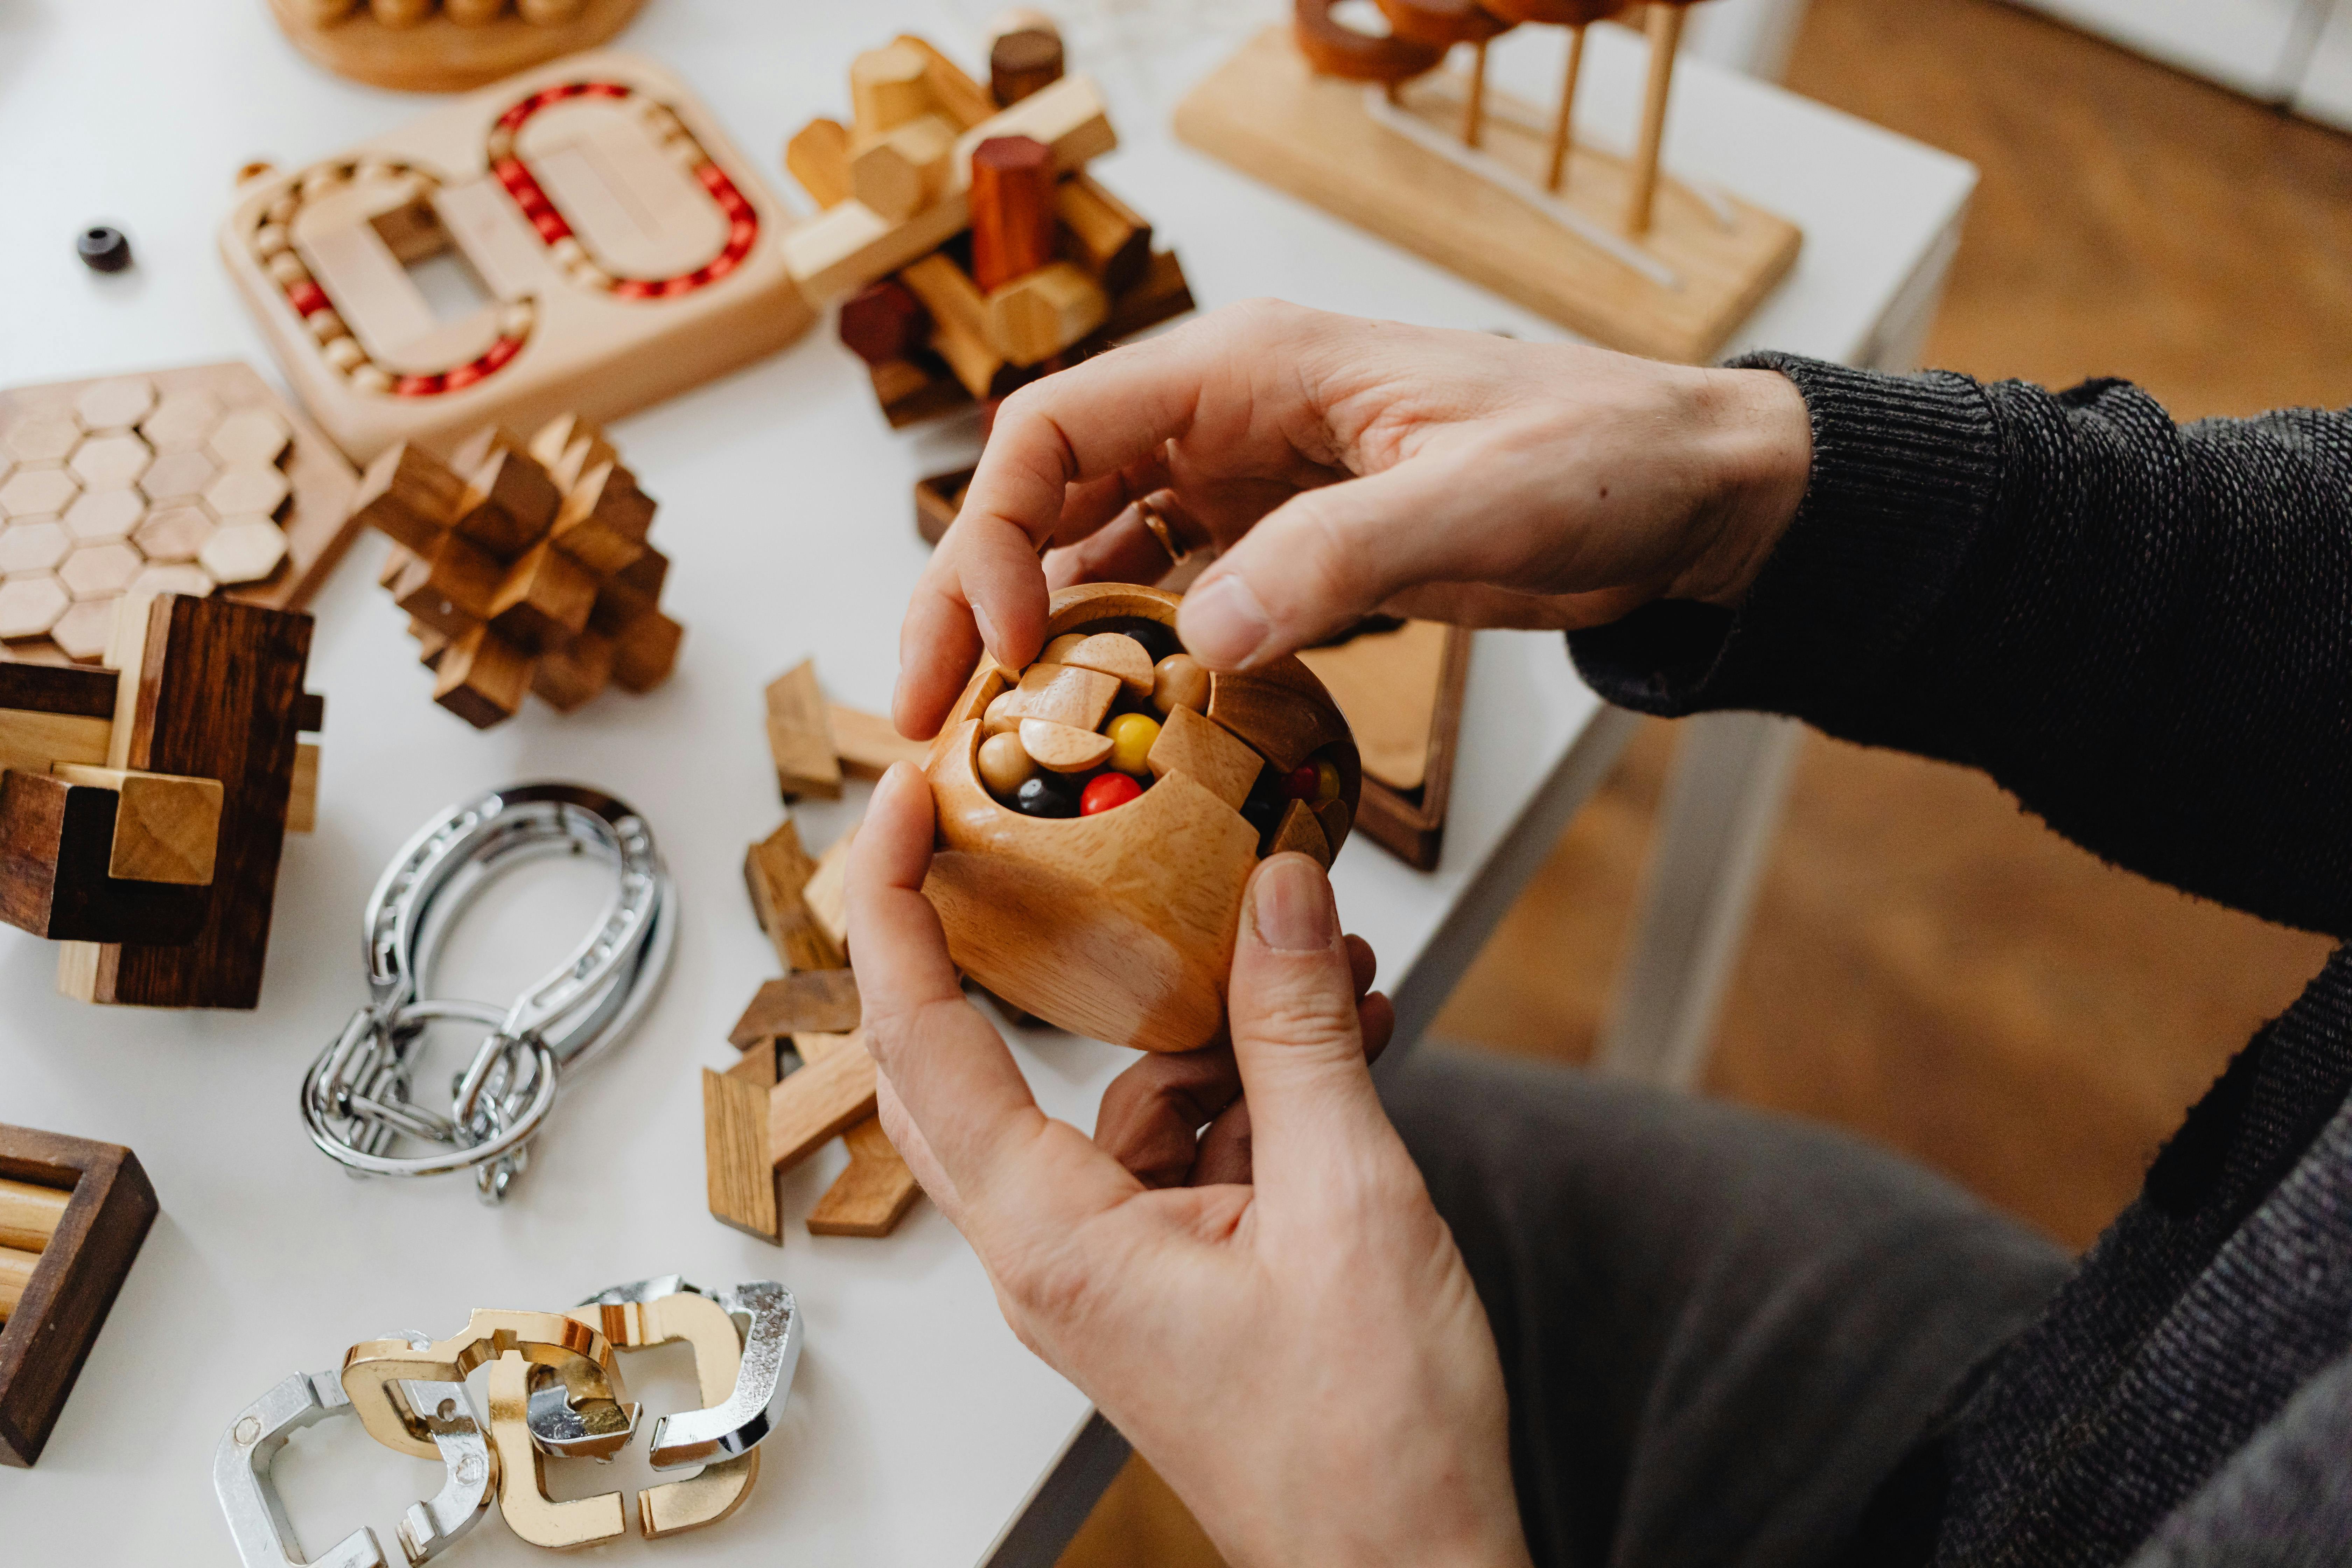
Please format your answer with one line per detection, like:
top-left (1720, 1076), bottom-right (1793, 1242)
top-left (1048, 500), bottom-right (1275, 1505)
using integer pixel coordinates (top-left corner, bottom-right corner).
top-left (1251, 855), bottom-right (1335, 953)
top-left (1180, 575), bottom-right (1272, 668)
top-left (973, 603), bottom-right (1001, 660)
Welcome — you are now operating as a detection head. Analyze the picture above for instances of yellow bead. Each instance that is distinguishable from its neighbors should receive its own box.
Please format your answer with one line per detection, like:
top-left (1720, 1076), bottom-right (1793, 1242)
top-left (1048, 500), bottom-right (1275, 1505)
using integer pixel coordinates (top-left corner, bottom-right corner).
top-left (1152, 654), bottom-right (1210, 715)
top-left (979, 731), bottom-right (1036, 800)
top-left (1312, 756), bottom-right (1342, 806)
top-left (1106, 712), bottom-right (1160, 776)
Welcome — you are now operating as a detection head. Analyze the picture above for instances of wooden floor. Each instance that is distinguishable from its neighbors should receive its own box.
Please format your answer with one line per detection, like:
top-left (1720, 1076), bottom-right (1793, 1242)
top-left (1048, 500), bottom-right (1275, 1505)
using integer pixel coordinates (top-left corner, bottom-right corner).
top-left (1060, 2), bottom-right (2352, 1561)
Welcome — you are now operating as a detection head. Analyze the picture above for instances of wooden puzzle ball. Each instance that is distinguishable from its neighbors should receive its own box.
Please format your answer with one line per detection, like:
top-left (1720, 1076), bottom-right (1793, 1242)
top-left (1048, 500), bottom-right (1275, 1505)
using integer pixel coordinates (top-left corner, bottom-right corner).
top-left (922, 583), bottom-right (1361, 1054)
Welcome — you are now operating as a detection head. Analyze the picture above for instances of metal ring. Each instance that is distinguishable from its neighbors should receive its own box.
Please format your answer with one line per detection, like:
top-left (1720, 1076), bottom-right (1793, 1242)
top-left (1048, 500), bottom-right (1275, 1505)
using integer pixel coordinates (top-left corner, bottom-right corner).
top-left (1137, 496), bottom-right (1190, 566)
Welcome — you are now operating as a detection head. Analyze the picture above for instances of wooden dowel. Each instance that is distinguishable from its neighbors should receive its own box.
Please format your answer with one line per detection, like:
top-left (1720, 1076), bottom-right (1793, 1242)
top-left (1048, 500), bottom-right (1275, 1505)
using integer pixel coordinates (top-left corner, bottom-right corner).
top-left (0, 1245), bottom-right (40, 1325)
top-left (1461, 37), bottom-right (1489, 148)
top-left (1625, 4), bottom-right (1684, 236)
top-left (1545, 24), bottom-right (1588, 193)
top-left (0, 1176), bottom-right (68, 1254)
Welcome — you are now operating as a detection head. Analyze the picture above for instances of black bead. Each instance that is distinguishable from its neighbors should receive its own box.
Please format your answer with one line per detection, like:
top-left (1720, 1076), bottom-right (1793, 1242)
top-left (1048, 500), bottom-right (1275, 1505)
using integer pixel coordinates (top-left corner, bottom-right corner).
top-left (77, 226), bottom-right (132, 273)
top-left (1076, 616), bottom-right (1178, 664)
top-left (1013, 774), bottom-right (1078, 819)
top-left (1240, 768), bottom-right (1286, 841)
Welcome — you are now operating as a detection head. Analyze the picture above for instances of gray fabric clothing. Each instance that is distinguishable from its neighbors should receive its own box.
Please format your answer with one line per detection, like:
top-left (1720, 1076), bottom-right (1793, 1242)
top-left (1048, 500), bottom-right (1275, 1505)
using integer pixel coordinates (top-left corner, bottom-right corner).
top-left (1382, 1048), bottom-right (2071, 1568)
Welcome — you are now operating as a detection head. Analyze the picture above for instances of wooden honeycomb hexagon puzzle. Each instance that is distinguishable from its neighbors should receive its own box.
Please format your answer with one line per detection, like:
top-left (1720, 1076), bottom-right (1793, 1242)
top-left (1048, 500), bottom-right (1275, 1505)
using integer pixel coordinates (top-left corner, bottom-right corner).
top-left (782, 24), bottom-right (1195, 427)
top-left (220, 51), bottom-right (813, 465)
top-left (351, 412), bottom-right (681, 727)
top-left (0, 365), bottom-right (359, 667)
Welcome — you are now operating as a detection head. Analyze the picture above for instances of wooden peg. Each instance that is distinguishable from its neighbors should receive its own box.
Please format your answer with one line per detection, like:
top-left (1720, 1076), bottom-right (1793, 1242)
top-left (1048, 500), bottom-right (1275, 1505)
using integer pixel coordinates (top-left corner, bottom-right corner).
top-left (838, 278), bottom-right (931, 366)
top-left (486, 542), bottom-right (597, 654)
top-left (0, 770), bottom-right (207, 944)
top-left (608, 609), bottom-right (681, 693)
top-left (802, 824), bottom-right (855, 957)
top-left (1625, 3), bottom-right (1684, 237)
top-left (985, 260), bottom-right (1108, 366)
top-left (850, 43), bottom-right (935, 139)
top-left (968, 134), bottom-right (1058, 292)
top-left (785, 118), bottom-right (855, 209)
top-left (850, 113), bottom-right (959, 221)
top-left (48, 765), bottom-right (223, 886)
top-left (892, 34), bottom-right (998, 130)
top-left (764, 659), bottom-right (842, 801)
top-left (547, 462), bottom-right (653, 575)
top-left (286, 742), bottom-right (320, 833)
top-left (432, 625), bottom-right (533, 730)
top-left (348, 442), bottom-right (462, 556)
top-left (830, 704), bottom-right (928, 780)
top-left (990, 26), bottom-right (1065, 107)
top-left (530, 629), bottom-right (615, 713)
top-left (1463, 36), bottom-right (1490, 147)
top-left (526, 413), bottom-right (613, 482)
top-left (1055, 174), bottom-right (1152, 293)
top-left (1547, 25), bottom-right (1587, 191)
top-left (744, 818), bottom-right (844, 972)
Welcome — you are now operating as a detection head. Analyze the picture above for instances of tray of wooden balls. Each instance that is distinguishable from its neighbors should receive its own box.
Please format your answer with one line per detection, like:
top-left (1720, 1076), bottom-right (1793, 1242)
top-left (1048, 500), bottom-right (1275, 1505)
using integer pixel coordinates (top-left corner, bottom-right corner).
top-left (922, 583), bottom-right (1359, 1054)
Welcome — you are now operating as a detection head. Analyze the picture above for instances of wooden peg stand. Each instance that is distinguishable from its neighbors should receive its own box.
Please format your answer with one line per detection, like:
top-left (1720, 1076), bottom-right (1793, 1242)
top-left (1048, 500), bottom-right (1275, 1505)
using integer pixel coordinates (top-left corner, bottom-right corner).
top-left (1173, 20), bottom-right (1800, 363)
top-left (0, 1123), bottom-right (158, 1467)
top-left (782, 31), bottom-right (1197, 429)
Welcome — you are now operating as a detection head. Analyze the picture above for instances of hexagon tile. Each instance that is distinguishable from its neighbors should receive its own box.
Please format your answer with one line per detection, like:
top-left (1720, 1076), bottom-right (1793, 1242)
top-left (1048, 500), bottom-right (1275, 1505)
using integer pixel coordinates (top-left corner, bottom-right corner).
top-left (0, 363), bottom-right (359, 664)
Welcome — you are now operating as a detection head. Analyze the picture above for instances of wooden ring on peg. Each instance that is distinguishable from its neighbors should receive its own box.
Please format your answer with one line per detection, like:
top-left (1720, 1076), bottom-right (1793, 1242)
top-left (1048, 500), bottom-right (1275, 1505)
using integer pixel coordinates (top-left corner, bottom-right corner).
top-left (1293, 0), bottom-right (1446, 82)
top-left (1373, 0), bottom-right (1515, 48)
top-left (1479, 0), bottom-right (1629, 22)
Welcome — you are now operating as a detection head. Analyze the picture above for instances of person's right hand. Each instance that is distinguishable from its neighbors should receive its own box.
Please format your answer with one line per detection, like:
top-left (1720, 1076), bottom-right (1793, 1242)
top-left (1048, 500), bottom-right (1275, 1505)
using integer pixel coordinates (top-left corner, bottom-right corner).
top-left (895, 299), bottom-right (1812, 739)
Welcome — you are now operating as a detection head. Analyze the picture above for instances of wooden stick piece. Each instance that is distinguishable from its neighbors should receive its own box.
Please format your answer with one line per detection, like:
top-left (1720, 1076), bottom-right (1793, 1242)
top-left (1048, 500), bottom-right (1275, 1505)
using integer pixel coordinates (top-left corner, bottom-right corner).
top-left (1625, 4), bottom-right (1683, 237)
top-left (968, 134), bottom-right (1058, 292)
top-left (0, 1245), bottom-right (36, 1326)
top-left (764, 659), bottom-right (842, 801)
top-left (830, 704), bottom-right (929, 780)
top-left (0, 1178), bottom-right (68, 1254)
top-left (806, 1116), bottom-right (920, 1237)
top-left (1461, 37), bottom-right (1489, 148)
top-left (1546, 24), bottom-right (1587, 193)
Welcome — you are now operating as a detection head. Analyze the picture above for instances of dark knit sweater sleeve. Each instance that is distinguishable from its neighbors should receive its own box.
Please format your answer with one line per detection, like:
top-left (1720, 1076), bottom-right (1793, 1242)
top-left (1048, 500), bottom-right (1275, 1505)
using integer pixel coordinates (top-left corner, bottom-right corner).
top-left (1568, 355), bottom-right (2352, 937)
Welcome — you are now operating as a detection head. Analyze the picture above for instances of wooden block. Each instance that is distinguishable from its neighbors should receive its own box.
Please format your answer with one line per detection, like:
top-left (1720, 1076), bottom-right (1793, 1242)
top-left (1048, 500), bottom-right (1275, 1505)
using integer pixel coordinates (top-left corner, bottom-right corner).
top-left (765, 1031), bottom-right (877, 1172)
top-left (83, 595), bottom-right (315, 1009)
top-left (1269, 797), bottom-right (1332, 867)
top-left (1208, 664), bottom-right (1355, 772)
top-left (526, 413), bottom-right (614, 482)
top-left (985, 260), bottom-right (1108, 365)
top-left (0, 664), bottom-right (118, 721)
top-left (802, 823), bottom-right (854, 958)
top-left (806, 1115), bottom-right (920, 1237)
top-left (785, 117), bottom-right (854, 209)
top-left (969, 134), bottom-right (1058, 292)
top-left (432, 624), bottom-right (533, 730)
top-left (449, 424), bottom-right (527, 478)
top-left (850, 113), bottom-right (958, 222)
top-left (1148, 704), bottom-right (1266, 810)
top-left (0, 1179), bottom-right (68, 1254)
top-left (1020, 718), bottom-right (1113, 773)
top-left (0, 1247), bottom-right (34, 1325)
top-left (894, 33), bottom-right (997, 130)
top-left (728, 968), bottom-right (861, 1048)
top-left (702, 1068), bottom-right (780, 1243)
top-left (899, 254), bottom-right (992, 348)
top-left (838, 278), bottom-right (931, 366)
top-left (0, 1125), bottom-right (159, 1467)
top-left (348, 442), bottom-right (462, 556)
top-left (1046, 632), bottom-right (1155, 694)
top-left (530, 629), bottom-right (614, 712)
top-left (0, 771), bottom-right (208, 943)
top-left (0, 709), bottom-right (112, 781)
top-left (984, 662), bottom-right (1118, 734)
top-left (1056, 173), bottom-right (1151, 293)
top-left (873, 354), bottom-right (976, 428)
top-left (830, 704), bottom-right (927, 780)
top-left (764, 659), bottom-right (842, 801)
top-left (850, 42), bottom-right (934, 138)
top-left (487, 541), bottom-right (598, 654)
top-left (388, 531), bottom-right (503, 638)
top-left (287, 742), bottom-right (320, 834)
top-left (547, 461), bottom-right (653, 575)
top-left (913, 465), bottom-right (972, 545)
top-left (453, 449), bottom-right (560, 560)
top-left (49, 765), bottom-right (223, 886)
top-left (588, 545), bottom-right (666, 636)
top-left (1098, 247), bottom-right (1197, 342)
top-left (727, 1039), bottom-right (783, 1088)
top-left (1172, 27), bottom-right (1804, 365)
top-left (990, 26), bottom-right (1065, 107)
top-left (929, 306), bottom-right (1013, 402)
top-left (744, 818), bottom-right (844, 972)
top-left (609, 608), bottom-right (681, 693)
top-left (1298, 619), bottom-right (1469, 870)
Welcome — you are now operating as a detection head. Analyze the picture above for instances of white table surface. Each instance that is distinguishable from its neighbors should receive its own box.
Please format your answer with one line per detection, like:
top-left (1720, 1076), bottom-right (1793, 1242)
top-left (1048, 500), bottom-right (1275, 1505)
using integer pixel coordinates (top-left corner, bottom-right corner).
top-left (0, 2), bottom-right (1974, 1561)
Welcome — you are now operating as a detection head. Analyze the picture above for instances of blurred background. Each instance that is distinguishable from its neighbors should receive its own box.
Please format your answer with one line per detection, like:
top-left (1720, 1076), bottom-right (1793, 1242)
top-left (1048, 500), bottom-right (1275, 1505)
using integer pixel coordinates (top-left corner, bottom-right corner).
top-left (1061, 0), bottom-right (2352, 1558)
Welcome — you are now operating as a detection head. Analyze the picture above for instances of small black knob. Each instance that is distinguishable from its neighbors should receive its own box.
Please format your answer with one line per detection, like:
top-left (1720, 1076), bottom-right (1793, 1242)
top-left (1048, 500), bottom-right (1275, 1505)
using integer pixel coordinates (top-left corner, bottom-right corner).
top-left (77, 226), bottom-right (133, 273)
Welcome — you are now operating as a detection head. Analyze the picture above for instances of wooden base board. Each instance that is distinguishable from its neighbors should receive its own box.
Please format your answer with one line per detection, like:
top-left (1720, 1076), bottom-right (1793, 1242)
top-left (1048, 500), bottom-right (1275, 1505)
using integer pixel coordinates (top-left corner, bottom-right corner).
top-left (1172, 27), bottom-right (1801, 363)
top-left (264, 0), bottom-right (649, 93)
top-left (0, 364), bottom-right (359, 667)
top-left (1299, 620), bottom-right (1470, 872)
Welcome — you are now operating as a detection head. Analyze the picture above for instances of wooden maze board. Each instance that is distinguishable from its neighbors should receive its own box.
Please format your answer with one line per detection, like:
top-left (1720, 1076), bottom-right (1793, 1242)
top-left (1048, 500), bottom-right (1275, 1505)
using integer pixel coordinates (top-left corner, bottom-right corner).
top-left (220, 51), bottom-right (812, 464)
top-left (1173, 26), bottom-right (1801, 365)
top-left (264, 0), bottom-right (650, 94)
top-left (0, 364), bottom-right (359, 666)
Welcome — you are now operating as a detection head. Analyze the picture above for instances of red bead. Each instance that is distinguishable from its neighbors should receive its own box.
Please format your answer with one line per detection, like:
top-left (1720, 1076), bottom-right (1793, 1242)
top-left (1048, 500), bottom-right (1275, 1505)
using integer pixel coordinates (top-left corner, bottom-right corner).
top-left (1284, 764), bottom-right (1318, 800)
top-left (286, 281), bottom-right (328, 316)
top-left (612, 279), bottom-right (656, 299)
top-left (482, 336), bottom-right (522, 369)
top-left (1080, 773), bottom-right (1142, 816)
top-left (442, 362), bottom-right (483, 391)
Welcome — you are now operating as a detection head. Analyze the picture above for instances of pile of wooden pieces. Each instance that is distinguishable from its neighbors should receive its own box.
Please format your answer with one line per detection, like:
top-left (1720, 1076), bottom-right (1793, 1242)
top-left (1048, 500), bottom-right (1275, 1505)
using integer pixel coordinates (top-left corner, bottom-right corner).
top-left (782, 18), bottom-right (1195, 428)
top-left (0, 594), bottom-right (322, 1009)
top-left (0, 1122), bottom-right (157, 1467)
top-left (349, 413), bottom-right (682, 729)
top-left (702, 658), bottom-right (930, 1245)
top-left (0, 365), bottom-right (359, 666)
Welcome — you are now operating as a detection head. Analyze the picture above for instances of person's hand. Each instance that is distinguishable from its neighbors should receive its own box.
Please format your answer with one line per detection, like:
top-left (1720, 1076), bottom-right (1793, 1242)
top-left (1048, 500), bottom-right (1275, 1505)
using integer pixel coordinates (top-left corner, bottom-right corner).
top-left (849, 764), bottom-right (1533, 1568)
top-left (894, 299), bottom-right (1812, 738)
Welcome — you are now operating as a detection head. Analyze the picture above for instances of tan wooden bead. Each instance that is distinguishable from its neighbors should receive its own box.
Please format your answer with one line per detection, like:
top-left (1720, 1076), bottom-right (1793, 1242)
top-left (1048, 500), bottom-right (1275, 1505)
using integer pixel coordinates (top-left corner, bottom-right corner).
top-left (1152, 653), bottom-right (1210, 715)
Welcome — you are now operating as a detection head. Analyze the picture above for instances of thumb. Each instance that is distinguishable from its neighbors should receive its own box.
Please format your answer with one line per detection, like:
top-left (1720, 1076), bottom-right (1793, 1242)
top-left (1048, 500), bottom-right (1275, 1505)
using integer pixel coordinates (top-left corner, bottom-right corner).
top-left (1225, 854), bottom-right (1401, 1194)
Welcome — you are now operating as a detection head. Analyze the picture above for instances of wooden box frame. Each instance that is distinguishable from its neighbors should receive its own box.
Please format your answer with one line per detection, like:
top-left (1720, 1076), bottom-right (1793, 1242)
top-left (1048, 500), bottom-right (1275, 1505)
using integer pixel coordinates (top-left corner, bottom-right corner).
top-left (0, 1124), bottom-right (158, 1468)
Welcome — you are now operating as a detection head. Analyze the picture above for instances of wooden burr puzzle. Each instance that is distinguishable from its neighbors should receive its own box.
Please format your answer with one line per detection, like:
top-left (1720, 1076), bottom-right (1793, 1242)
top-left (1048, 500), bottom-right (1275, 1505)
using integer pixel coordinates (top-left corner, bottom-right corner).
top-left (349, 412), bottom-right (682, 728)
top-left (705, 658), bottom-right (929, 1245)
top-left (1174, 1), bottom-right (1801, 363)
top-left (0, 365), bottom-right (359, 667)
top-left (265, 0), bottom-right (651, 94)
top-left (0, 1122), bottom-right (158, 1467)
top-left (783, 20), bottom-right (1195, 428)
top-left (0, 594), bottom-right (323, 1009)
top-left (220, 52), bottom-right (812, 464)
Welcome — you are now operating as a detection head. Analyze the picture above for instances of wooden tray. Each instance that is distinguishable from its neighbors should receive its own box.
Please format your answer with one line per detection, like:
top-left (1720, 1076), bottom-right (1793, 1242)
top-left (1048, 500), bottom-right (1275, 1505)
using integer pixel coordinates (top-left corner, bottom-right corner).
top-left (264, 0), bottom-right (648, 93)
top-left (1300, 619), bottom-right (1471, 872)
